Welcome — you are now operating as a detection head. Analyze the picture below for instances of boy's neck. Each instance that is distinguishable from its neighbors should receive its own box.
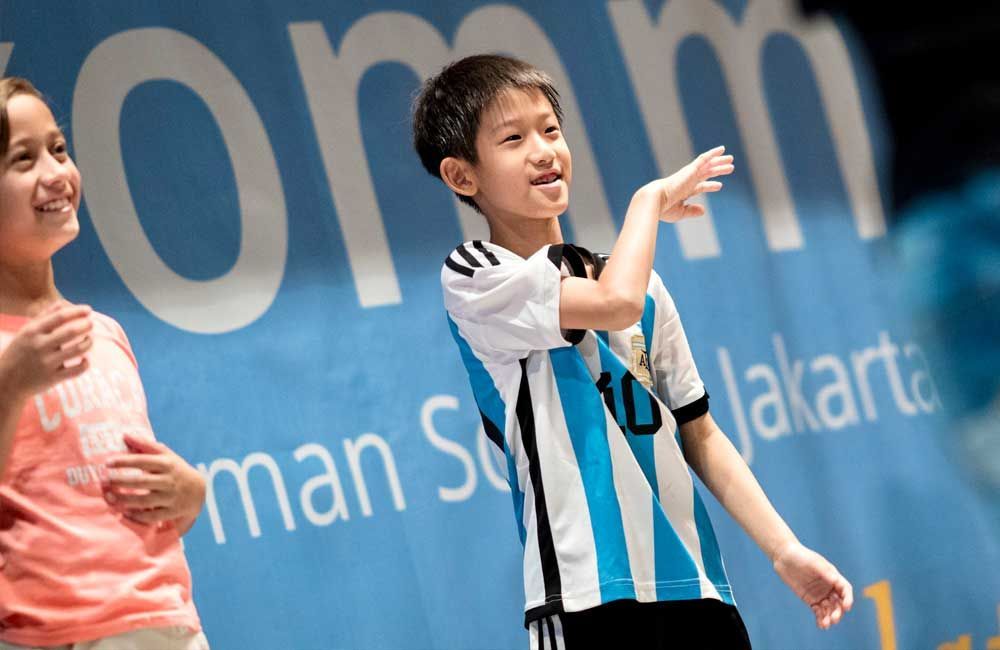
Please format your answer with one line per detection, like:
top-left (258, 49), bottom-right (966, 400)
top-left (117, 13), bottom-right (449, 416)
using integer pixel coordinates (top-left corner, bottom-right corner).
top-left (0, 262), bottom-right (62, 316)
top-left (487, 215), bottom-right (564, 259)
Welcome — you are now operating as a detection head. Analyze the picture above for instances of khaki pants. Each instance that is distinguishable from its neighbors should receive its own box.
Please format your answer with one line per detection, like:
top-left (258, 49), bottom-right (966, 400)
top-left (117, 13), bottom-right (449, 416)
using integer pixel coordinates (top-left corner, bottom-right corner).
top-left (0, 627), bottom-right (210, 650)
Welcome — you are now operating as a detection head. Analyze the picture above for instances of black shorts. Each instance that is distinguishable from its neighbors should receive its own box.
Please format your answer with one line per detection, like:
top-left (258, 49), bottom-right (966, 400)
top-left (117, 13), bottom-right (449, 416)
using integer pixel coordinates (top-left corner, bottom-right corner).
top-left (528, 598), bottom-right (752, 649)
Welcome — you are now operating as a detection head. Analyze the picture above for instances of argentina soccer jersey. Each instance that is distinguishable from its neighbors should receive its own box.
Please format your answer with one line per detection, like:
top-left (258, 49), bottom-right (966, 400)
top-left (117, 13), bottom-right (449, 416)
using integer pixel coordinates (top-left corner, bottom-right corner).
top-left (442, 241), bottom-right (732, 625)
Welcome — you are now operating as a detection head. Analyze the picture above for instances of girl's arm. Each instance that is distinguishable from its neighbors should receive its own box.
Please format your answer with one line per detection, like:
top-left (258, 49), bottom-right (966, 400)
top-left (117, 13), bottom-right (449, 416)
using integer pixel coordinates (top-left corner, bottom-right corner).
top-left (0, 304), bottom-right (93, 477)
top-left (105, 433), bottom-right (206, 535)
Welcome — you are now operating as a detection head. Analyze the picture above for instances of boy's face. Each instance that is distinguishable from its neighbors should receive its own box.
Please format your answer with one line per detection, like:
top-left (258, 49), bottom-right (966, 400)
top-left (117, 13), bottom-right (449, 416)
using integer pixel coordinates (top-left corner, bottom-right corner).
top-left (0, 94), bottom-right (81, 265)
top-left (468, 87), bottom-right (571, 224)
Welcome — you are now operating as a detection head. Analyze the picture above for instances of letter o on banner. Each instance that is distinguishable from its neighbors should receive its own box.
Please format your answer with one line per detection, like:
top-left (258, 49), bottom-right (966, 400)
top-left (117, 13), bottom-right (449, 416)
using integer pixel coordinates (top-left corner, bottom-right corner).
top-left (73, 28), bottom-right (287, 334)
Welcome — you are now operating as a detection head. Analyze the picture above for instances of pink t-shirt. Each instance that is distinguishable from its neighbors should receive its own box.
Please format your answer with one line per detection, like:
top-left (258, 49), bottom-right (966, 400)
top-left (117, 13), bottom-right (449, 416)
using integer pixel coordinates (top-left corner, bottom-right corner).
top-left (0, 311), bottom-right (201, 646)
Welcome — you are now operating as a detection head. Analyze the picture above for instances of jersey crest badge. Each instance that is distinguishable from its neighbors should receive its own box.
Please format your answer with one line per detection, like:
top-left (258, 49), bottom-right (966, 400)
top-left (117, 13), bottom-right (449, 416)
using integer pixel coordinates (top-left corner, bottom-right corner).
top-left (631, 333), bottom-right (653, 388)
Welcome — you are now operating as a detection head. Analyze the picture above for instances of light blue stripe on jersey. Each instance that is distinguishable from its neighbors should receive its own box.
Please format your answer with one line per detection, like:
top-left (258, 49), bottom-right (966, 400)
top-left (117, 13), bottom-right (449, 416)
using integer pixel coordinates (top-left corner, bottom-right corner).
top-left (693, 488), bottom-right (733, 604)
top-left (594, 338), bottom-right (657, 488)
top-left (447, 317), bottom-right (526, 544)
top-left (640, 294), bottom-right (706, 598)
top-left (652, 495), bottom-right (702, 601)
top-left (603, 296), bottom-right (704, 599)
top-left (591, 338), bottom-right (702, 599)
top-left (549, 347), bottom-right (636, 604)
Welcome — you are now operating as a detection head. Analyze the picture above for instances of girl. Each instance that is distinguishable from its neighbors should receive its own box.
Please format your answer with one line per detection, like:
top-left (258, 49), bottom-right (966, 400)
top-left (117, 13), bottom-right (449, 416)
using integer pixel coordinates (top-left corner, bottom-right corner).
top-left (0, 77), bottom-right (210, 649)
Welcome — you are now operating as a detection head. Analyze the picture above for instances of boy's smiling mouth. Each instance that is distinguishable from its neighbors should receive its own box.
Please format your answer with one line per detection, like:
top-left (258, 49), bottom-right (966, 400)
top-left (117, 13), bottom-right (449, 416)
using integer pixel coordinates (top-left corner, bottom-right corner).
top-left (530, 171), bottom-right (561, 186)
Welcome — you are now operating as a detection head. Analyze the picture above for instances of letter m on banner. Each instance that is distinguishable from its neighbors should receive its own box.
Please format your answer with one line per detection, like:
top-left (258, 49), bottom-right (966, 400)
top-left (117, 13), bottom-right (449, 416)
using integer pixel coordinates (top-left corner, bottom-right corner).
top-left (608, 0), bottom-right (886, 259)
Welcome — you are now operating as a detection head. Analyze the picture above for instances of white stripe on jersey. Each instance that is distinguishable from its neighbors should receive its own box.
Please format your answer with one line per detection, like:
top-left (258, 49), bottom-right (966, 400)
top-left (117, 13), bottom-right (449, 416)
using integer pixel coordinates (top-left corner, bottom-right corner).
top-left (522, 473), bottom-right (545, 611)
top-left (604, 401), bottom-right (658, 601)
top-left (532, 353), bottom-right (601, 612)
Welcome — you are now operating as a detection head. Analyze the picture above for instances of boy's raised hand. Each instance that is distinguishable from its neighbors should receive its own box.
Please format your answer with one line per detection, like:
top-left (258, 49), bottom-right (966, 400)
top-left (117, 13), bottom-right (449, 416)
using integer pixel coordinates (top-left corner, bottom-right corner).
top-left (773, 541), bottom-right (854, 629)
top-left (0, 302), bottom-right (93, 401)
top-left (648, 146), bottom-right (734, 222)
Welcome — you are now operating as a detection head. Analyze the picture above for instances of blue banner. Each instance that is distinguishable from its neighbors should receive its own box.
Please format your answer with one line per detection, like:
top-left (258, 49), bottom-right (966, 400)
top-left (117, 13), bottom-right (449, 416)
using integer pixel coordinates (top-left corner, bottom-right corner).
top-left (3, 0), bottom-right (997, 648)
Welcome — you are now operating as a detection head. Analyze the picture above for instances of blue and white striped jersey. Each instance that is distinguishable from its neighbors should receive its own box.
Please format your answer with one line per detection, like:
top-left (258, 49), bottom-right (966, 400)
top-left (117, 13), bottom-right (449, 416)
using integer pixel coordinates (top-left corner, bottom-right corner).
top-left (442, 240), bottom-right (734, 625)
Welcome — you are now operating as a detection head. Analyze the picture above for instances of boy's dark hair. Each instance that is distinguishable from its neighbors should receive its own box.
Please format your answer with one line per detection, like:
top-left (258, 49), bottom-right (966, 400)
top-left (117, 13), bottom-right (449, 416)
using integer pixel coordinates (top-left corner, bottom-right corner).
top-left (412, 54), bottom-right (563, 212)
top-left (0, 77), bottom-right (45, 158)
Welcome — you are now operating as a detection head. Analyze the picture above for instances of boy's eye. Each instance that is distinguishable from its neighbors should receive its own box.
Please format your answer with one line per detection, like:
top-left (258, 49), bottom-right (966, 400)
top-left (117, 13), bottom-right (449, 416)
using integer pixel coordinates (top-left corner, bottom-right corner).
top-left (501, 134), bottom-right (521, 144)
top-left (52, 142), bottom-right (67, 155)
top-left (545, 125), bottom-right (559, 134)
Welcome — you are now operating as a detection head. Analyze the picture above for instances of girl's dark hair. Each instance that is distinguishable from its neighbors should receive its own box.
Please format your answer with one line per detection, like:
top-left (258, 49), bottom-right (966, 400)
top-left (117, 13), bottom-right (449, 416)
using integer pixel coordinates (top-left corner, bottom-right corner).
top-left (0, 77), bottom-right (45, 158)
top-left (412, 54), bottom-right (563, 211)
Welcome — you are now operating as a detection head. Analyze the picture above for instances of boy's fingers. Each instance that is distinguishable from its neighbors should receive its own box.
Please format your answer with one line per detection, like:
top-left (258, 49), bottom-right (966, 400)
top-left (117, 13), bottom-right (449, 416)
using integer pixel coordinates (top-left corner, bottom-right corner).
top-left (696, 181), bottom-right (723, 193)
top-left (840, 580), bottom-right (854, 610)
top-left (699, 145), bottom-right (725, 160)
top-left (708, 164), bottom-right (735, 178)
top-left (670, 203), bottom-right (705, 220)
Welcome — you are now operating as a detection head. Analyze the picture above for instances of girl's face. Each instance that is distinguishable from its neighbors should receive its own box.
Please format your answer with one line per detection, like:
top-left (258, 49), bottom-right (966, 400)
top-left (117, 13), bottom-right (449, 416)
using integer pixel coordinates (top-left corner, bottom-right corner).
top-left (0, 93), bottom-right (81, 266)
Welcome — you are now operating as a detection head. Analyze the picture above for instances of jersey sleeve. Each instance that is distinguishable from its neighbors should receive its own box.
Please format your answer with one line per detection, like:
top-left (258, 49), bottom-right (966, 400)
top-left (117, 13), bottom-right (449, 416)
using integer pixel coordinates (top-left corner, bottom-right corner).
top-left (648, 271), bottom-right (709, 424)
top-left (441, 242), bottom-right (583, 358)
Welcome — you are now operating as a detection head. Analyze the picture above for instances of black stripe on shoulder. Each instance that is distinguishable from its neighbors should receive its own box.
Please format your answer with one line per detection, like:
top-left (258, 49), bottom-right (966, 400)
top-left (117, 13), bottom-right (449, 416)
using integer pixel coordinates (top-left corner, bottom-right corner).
top-left (445, 255), bottom-right (475, 278)
top-left (592, 252), bottom-right (609, 280)
top-left (569, 244), bottom-right (594, 265)
top-left (547, 244), bottom-right (586, 346)
top-left (562, 328), bottom-right (586, 345)
top-left (547, 244), bottom-right (565, 269)
top-left (455, 243), bottom-right (483, 268)
top-left (472, 240), bottom-right (501, 266)
top-left (560, 244), bottom-right (588, 279)
top-left (671, 391), bottom-right (710, 425)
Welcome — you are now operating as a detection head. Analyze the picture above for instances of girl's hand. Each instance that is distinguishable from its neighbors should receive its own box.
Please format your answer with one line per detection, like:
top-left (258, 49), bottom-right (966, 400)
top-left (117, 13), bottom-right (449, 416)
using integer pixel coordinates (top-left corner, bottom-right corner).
top-left (105, 433), bottom-right (206, 527)
top-left (0, 303), bottom-right (93, 401)
top-left (773, 541), bottom-right (854, 629)
top-left (641, 146), bottom-right (734, 222)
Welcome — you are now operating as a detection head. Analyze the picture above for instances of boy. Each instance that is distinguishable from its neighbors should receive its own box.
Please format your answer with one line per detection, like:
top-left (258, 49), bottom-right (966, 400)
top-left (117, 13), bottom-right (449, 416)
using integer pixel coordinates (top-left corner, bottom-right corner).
top-left (413, 55), bottom-right (851, 648)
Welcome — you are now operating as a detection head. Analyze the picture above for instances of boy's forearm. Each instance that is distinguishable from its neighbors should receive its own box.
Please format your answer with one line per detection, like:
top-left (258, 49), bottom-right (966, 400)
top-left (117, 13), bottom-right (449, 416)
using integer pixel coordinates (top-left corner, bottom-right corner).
top-left (680, 412), bottom-right (798, 562)
top-left (598, 186), bottom-right (661, 309)
top-left (560, 187), bottom-right (663, 331)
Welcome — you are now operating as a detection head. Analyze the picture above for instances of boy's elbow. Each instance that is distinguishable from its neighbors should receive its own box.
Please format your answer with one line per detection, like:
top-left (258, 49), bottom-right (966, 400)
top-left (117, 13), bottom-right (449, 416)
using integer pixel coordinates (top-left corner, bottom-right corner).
top-left (605, 291), bottom-right (645, 330)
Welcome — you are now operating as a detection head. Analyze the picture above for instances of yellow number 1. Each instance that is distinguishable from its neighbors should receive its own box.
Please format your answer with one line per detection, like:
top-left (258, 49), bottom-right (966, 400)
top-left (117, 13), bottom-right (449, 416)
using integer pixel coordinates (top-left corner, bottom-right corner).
top-left (863, 580), bottom-right (898, 650)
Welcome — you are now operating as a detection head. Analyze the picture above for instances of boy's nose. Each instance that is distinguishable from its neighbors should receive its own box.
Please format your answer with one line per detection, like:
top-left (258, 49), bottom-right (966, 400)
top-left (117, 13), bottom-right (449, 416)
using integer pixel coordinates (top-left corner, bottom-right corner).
top-left (530, 138), bottom-right (556, 165)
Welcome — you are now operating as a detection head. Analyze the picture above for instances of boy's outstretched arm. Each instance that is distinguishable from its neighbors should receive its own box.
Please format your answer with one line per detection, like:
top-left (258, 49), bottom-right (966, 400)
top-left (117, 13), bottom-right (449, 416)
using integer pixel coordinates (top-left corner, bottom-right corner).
top-left (679, 412), bottom-right (854, 629)
top-left (559, 147), bottom-right (733, 332)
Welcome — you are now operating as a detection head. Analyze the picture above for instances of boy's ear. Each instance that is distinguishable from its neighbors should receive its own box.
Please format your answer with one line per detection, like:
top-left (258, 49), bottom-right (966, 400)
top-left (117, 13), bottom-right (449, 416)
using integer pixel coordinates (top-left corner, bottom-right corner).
top-left (439, 157), bottom-right (478, 198)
